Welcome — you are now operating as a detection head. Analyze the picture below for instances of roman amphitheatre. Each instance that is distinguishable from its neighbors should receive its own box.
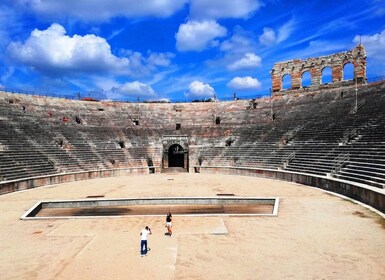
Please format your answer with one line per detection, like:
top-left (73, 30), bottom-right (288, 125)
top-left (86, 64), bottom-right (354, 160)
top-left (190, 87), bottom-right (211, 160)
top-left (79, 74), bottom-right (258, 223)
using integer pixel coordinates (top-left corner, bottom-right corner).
top-left (1, 45), bottom-right (385, 279)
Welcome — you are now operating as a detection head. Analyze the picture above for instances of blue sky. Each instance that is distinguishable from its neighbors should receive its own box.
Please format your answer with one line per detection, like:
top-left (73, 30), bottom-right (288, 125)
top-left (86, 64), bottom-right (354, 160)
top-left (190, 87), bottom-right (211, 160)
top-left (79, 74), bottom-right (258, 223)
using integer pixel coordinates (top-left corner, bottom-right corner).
top-left (0, 0), bottom-right (384, 102)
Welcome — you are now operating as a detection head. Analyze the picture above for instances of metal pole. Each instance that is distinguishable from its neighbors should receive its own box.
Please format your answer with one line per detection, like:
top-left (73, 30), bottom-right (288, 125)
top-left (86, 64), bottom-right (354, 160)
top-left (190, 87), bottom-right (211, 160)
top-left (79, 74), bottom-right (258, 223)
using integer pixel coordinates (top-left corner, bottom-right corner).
top-left (355, 77), bottom-right (358, 113)
top-left (270, 88), bottom-right (274, 121)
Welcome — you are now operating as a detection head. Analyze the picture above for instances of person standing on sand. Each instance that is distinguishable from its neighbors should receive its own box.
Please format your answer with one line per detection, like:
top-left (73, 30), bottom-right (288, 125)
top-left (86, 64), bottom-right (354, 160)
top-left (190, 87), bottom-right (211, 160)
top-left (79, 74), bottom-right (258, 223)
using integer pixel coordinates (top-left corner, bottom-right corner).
top-left (166, 212), bottom-right (172, 236)
top-left (140, 226), bottom-right (151, 256)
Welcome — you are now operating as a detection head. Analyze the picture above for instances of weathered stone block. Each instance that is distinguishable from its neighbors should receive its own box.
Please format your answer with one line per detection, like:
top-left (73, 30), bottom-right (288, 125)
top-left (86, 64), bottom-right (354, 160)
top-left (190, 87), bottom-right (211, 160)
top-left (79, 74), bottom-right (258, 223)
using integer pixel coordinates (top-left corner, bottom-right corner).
top-left (271, 45), bottom-right (367, 94)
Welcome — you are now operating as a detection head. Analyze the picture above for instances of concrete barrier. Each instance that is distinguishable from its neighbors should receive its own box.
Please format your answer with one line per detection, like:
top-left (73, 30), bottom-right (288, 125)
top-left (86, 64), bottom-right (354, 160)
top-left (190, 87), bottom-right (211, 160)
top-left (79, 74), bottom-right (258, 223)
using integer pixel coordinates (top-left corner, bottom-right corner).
top-left (21, 197), bottom-right (279, 219)
top-left (2, 165), bottom-right (384, 214)
top-left (0, 167), bottom-right (160, 195)
top-left (196, 166), bottom-right (385, 214)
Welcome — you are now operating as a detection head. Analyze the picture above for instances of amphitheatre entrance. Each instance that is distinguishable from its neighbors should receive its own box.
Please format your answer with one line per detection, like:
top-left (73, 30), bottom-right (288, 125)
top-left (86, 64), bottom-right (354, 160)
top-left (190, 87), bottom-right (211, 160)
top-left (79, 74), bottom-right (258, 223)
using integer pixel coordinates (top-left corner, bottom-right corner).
top-left (162, 135), bottom-right (189, 171)
top-left (168, 144), bottom-right (185, 168)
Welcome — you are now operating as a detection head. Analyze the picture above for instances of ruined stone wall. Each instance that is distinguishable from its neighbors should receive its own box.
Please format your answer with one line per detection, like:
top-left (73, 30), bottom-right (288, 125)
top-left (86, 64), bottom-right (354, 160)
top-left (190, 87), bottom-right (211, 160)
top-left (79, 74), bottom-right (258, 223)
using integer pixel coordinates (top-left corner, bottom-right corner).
top-left (271, 45), bottom-right (367, 93)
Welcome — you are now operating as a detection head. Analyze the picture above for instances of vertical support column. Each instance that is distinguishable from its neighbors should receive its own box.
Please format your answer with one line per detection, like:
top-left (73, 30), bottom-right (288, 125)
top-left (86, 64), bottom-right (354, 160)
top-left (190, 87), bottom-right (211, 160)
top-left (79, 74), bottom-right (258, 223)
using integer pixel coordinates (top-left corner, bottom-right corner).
top-left (291, 70), bottom-right (301, 90)
top-left (352, 44), bottom-right (367, 84)
top-left (271, 70), bottom-right (282, 92)
top-left (353, 59), bottom-right (367, 83)
top-left (310, 67), bottom-right (321, 87)
top-left (163, 150), bottom-right (169, 169)
top-left (332, 65), bottom-right (343, 83)
top-left (184, 151), bottom-right (189, 171)
top-left (290, 60), bottom-right (301, 90)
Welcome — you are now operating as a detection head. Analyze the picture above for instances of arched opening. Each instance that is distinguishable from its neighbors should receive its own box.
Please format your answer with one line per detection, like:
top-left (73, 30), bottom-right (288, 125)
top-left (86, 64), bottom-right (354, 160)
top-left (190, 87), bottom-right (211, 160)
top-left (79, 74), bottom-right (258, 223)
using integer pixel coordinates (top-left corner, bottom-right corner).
top-left (343, 63), bottom-right (354, 81)
top-left (282, 74), bottom-right (291, 90)
top-left (168, 144), bottom-right (185, 168)
top-left (117, 140), bottom-right (125, 148)
top-left (301, 71), bottom-right (311, 88)
top-left (147, 158), bottom-right (155, 173)
top-left (322, 67), bottom-right (332, 84)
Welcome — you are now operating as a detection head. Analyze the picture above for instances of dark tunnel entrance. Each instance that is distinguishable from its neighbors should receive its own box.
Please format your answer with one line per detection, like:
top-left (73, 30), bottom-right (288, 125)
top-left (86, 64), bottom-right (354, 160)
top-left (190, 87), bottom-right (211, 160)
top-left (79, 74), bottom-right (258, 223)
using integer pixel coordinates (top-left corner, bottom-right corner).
top-left (168, 144), bottom-right (185, 168)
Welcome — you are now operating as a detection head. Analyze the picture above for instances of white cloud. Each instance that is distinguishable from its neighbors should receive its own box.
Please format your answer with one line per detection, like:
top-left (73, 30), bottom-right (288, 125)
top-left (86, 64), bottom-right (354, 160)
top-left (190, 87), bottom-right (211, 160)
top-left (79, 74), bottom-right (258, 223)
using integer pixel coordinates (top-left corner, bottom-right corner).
top-left (354, 29), bottom-right (385, 61)
top-left (220, 28), bottom-right (256, 54)
top-left (147, 52), bottom-right (174, 67)
top-left (259, 27), bottom-right (277, 46)
top-left (111, 81), bottom-right (156, 98)
top-left (227, 76), bottom-right (261, 90)
top-left (186, 80), bottom-right (215, 97)
top-left (107, 28), bottom-right (125, 40)
top-left (259, 19), bottom-right (295, 46)
top-left (277, 19), bottom-right (295, 42)
top-left (190, 0), bottom-right (261, 20)
top-left (7, 24), bottom-right (174, 77)
top-left (8, 23), bottom-right (130, 75)
top-left (176, 20), bottom-right (227, 52)
top-left (204, 27), bottom-right (261, 71)
top-left (120, 50), bottom-right (175, 76)
top-left (14, 0), bottom-right (187, 21)
top-left (227, 53), bottom-right (261, 71)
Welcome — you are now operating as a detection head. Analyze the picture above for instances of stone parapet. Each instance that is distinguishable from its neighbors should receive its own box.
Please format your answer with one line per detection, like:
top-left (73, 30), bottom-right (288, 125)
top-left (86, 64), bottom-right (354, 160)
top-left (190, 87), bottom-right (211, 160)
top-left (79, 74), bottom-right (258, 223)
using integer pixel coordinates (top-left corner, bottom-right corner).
top-left (0, 167), bottom-right (159, 195)
top-left (271, 45), bottom-right (367, 94)
top-left (196, 166), bottom-right (385, 214)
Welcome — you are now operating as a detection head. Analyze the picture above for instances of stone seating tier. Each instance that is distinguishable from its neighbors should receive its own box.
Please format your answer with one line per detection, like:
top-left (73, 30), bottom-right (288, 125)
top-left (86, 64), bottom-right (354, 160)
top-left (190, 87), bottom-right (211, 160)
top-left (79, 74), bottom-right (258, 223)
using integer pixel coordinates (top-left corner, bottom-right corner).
top-left (1, 82), bottom-right (385, 189)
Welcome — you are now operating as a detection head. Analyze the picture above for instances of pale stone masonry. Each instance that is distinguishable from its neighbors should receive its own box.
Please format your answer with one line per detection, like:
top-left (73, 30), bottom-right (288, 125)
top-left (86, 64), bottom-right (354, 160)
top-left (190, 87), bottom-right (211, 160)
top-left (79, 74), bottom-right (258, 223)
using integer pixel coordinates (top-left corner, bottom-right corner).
top-left (271, 45), bottom-right (367, 93)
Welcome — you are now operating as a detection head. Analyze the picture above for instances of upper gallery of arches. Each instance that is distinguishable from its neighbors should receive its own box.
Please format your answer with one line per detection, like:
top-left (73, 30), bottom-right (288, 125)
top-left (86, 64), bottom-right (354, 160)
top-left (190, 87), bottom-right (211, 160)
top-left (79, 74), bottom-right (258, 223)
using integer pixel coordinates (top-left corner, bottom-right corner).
top-left (271, 45), bottom-right (367, 94)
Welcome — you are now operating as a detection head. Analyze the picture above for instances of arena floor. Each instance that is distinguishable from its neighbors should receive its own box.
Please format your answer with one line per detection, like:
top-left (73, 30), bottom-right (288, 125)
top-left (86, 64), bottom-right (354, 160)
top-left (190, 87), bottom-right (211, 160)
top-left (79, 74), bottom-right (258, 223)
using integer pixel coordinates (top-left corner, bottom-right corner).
top-left (1, 173), bottom-right (385, 280)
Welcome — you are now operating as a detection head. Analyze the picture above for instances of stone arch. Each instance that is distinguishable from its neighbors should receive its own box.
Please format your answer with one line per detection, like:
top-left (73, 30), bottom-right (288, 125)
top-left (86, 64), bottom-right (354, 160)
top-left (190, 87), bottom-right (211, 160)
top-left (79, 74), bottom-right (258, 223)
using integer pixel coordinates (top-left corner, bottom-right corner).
top-left (301, 71), bottom-right (311, 87)
top-left (168, 144), bottom-right (185, 168)
top-left (343, 62), bottom-right (354, 81)
top-left (271, 45), bottom-right (367, 93)
top-left (165, 141), bottom-right (188, 152)
top-left (282, 74), bottom-right (292, 90)
top-left (322, 66), bottom-right (332, 84)
top-left (162, 136), bottom-right (189, 171)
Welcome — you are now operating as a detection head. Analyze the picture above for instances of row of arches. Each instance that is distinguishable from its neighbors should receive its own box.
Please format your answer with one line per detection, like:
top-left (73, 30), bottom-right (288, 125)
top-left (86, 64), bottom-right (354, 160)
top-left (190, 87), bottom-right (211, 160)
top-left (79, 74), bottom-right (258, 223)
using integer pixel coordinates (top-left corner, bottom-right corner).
top-left (281, 63), bottom-right (354, 90)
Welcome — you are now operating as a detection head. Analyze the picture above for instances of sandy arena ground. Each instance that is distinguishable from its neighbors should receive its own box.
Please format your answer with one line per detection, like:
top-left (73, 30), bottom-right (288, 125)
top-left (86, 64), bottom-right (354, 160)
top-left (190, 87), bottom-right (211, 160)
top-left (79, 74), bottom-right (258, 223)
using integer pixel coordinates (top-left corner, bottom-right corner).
top-left (1, 173), bottom-right (385, 280)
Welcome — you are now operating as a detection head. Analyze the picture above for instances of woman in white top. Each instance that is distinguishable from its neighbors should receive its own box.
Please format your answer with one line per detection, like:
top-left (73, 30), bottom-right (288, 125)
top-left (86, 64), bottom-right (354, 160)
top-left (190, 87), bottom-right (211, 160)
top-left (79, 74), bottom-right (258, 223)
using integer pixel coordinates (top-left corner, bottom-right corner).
top-left (166, 212), bottom-right (172, 236)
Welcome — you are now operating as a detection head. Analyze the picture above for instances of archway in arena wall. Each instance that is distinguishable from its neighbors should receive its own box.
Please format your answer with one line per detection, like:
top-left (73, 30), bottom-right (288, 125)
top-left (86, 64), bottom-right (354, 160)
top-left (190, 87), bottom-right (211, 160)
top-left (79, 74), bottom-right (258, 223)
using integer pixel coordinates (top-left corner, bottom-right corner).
top-left (162, 135), bottom-right (189, 171)
top-left (168, 144), bottom-right (185, 168)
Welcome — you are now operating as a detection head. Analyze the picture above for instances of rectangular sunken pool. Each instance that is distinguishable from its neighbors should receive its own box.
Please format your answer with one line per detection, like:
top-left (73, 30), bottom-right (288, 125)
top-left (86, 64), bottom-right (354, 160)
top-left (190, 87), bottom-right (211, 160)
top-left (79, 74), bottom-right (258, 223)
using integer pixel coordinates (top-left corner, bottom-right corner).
top-left (21, 197), bottom-right (279, 219)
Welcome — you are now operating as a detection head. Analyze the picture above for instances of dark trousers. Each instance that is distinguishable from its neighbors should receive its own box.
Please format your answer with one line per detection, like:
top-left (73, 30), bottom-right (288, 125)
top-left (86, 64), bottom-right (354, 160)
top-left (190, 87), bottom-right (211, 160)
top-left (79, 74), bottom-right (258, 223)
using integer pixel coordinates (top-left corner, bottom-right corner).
top-left (140, 240), bottom-right (148, 255)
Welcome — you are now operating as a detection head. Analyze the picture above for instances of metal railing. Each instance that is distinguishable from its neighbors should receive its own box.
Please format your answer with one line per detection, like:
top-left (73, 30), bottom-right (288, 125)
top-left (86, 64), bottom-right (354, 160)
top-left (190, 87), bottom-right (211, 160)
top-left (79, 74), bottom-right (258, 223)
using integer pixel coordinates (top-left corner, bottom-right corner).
top-left (281, 125), bottom-right (303, 144)
top-left (341, 128), bottom-right (358, 144)
top-left (282, 151), bottom-right (295, 168)
top-left (349, 98), bottom-right (366, 114)
top-left (332, 153), bottom-right (350, 174)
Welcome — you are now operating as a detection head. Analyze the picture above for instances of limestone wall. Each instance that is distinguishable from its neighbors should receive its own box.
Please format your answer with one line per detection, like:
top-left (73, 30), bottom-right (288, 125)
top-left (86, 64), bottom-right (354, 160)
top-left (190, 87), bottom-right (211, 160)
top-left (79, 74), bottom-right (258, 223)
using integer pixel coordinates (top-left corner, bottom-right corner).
top-left (197, 166), bottom-right (385, 214)
top-left (0, 167), bottom-right (155, 195)
top-left (271, 45), bottom-right (367, 93)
